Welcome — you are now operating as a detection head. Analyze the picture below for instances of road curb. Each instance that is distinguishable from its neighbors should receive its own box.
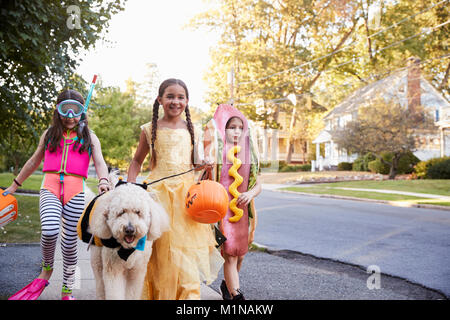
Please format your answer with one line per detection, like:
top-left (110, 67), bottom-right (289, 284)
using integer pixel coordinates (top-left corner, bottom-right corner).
top-left (0, 242), bottom-right (40, 247)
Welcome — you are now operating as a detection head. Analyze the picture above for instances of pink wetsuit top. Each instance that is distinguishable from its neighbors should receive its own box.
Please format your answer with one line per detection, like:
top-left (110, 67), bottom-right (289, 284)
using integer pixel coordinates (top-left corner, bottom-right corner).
top-left (41, 131), bottom-right (89, 205)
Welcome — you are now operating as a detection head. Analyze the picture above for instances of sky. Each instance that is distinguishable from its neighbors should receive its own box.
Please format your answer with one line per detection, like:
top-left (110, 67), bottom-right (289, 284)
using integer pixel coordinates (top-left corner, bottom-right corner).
top-left (76, 0), bottom-right (220, 111)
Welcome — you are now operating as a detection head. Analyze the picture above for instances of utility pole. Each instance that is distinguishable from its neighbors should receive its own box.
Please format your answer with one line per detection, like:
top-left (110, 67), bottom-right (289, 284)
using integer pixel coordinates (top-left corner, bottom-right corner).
top-left (228, 67), bottom-right (235, 105)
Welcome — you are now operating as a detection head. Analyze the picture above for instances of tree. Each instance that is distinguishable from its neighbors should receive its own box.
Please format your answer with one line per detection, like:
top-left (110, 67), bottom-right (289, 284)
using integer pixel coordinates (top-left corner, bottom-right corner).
top-left (189, 0), bottom-right (449, 163)
top-left (189, 0), bottom-right (358, 123)
top-left (313, 0), bottom-right (450, 106)
top-left (286, 99), bottom-right (325, 163)
top-left (89, 82), bottom-right (149, 171)
top-left (0, 116), bottom-right (48, 175)
top-left (131, 63), bottom-right (161, 109)
top-left (332, 97), bottom-right (435, 179)
top-left (0, 0), bottom-right (126, 171)
top-left (188, 0), bottom-right (367, 162)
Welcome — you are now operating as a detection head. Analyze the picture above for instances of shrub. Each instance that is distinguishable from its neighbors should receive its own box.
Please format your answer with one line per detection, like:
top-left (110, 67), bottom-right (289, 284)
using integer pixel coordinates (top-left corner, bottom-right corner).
top-left (368, 159), bottom-right (390, 174)
top-left (278, 161), bottom-right (287, 168)
top-left (299, 164), bottom-right (311, 171)
top-left (260, 161), bottom-right (273, 168)
top-left (337, 162), bottom-right (353, 171)
top-left (414, 160), bottom-right (428, 179)
top-left (260, 161), bottom-right (284, 170)
top-left (363, 152), bottom-right (377, 171)
top-left (365, 151), bottom-right (420, 175)
top-left (427, 159), bottom-right (450, 179)
top-left (260, 161), bottom-right (311, 172)
top-left (352, 152), bottom-right (376, 172)
top-left (279, 163), bottom-right (311, 172)
top-left (352, 157), bottom-right (364, 171)
top-left (397, 151), bottom-right (420, 174)
top-left (279, 165), bottom-right (298, 172)
top-left (415, 157), bottom-right (450, 179)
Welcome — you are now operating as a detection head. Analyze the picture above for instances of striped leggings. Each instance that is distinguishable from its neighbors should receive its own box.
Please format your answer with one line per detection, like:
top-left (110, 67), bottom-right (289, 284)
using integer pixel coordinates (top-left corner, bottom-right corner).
top-left (39, 189), bottom-right (85, 293)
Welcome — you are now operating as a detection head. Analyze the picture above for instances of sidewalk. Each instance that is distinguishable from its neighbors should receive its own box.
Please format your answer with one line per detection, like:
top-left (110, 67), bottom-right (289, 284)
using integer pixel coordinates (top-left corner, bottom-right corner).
top-left (39, 239), bottom-right (222, 300)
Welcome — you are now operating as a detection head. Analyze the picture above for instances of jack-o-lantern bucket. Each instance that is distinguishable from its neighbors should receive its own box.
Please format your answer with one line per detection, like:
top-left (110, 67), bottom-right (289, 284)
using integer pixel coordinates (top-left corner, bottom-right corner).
top-left (0, 189), bottom-right (18, 228)
top-left (185, 180), bottom-right (228, 224)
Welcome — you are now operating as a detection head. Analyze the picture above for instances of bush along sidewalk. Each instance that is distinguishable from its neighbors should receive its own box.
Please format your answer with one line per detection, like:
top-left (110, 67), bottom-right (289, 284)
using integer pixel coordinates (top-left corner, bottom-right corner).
top-left (415, 156), bottom-right (450, 179)
top-left (260, 161), bottom-right (311, 172)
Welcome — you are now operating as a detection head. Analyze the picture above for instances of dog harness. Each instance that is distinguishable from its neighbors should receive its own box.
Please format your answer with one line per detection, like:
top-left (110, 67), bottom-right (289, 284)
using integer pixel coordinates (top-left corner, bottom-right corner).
top-left (77, 179), bottom-right (149, 261)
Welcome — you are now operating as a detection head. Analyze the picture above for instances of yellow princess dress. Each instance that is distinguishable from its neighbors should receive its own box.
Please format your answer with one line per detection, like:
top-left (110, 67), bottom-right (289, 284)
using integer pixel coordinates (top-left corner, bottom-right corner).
top-left (140, 123), bottom-right (223, 300)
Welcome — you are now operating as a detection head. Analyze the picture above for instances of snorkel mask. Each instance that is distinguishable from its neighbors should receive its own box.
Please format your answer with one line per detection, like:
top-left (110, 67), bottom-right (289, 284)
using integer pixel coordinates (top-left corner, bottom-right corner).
top-left (56, 75), bottom-right (98, 119)
top-left (57, 99), bottom-right (85, 118)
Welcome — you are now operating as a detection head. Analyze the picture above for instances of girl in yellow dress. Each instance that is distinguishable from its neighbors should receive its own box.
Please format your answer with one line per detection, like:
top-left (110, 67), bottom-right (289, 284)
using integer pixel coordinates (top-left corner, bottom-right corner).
top-left (127, 78), bottom-right (223, 300)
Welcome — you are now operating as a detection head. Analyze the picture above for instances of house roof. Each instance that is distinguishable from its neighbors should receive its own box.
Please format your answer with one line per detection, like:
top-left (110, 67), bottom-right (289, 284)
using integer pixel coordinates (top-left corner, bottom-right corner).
top-left (323, 69), bottom-right (450, 120)
top-left (312, 130), bottom-right (331, 144)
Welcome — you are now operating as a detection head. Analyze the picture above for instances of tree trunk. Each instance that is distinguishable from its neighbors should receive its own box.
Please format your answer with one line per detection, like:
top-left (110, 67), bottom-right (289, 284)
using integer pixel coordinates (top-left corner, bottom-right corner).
top-left (14, 157), bottom-right (20, 176)
top-left (271, 105), bottom-right (280, 162)
top-left (439, 61), bottom-right (450, 90)
top-left (286, 141), bottom-right (294, 163)
top-left (286, 105), bottom-right (297, 163)
top-left (302, 141), bottom-right (308, 163)
top-left (388, 154), bottom-right (400, 180)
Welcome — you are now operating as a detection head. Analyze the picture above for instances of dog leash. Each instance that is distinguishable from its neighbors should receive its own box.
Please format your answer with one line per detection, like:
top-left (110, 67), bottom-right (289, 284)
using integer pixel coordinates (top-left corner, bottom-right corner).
top-left (144, 164), bottom-right (208, 186)
top-left (111, 164), bottom-right (208, 191)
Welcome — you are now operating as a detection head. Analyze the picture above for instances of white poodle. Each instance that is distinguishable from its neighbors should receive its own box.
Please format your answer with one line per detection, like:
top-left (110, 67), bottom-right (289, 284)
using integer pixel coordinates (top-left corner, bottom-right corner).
top-left (83, 177), bottom-right (169, 300)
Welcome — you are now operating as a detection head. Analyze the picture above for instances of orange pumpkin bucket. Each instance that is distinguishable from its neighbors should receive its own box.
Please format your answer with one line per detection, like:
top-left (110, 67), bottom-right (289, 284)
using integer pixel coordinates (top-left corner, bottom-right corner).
top-left (0, 189), bottom-right (18, 228)
top-left (185, 180), bottom-right (228, 224)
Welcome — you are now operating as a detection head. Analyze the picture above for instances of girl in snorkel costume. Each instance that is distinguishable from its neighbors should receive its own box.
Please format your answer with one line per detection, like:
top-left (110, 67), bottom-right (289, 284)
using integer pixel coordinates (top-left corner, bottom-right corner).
top-left (6, 82), bottom-right (110, 300)
top-left (203, 104), bottom-right (261, 300)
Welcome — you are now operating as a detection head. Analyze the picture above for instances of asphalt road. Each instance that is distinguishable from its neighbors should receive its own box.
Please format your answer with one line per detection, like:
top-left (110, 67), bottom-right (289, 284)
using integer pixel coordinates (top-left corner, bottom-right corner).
top-left (249, 189), bottom-right (450, 298)
top-left (210, 250), bottom-right (445, 300)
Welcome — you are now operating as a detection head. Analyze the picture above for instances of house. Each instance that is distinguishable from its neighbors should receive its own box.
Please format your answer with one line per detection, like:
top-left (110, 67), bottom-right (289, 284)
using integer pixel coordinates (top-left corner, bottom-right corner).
top-left (437, 102), bottom-right (450, 157)
top-left (253, 98), bottom-right (326, 164)
top-left (254, 111), bottom-right (308, 163)
top-left (312, 57), bottom-right (450, 171)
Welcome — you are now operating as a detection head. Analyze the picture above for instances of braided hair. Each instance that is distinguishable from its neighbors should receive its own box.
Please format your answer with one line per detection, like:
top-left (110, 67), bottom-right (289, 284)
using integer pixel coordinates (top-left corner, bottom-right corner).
top-left (150, 78), bottom-right (195, 169)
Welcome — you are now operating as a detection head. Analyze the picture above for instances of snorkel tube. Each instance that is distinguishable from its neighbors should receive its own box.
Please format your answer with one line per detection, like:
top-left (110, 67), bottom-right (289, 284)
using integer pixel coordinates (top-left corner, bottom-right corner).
top-left (79, 74), bottom-right (97, 131)
top-left (84, 74), bottom-right (97, 112)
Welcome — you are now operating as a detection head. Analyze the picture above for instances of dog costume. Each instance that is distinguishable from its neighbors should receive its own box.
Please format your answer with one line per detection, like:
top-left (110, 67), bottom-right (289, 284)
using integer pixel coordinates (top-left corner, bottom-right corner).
top-left (77, 179), bottom-right (147, 261)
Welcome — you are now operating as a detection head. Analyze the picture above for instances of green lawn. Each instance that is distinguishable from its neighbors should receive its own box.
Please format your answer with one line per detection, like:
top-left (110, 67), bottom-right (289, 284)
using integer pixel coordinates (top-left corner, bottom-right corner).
top-left (0, 172), bottom-right (45, 191)
top-left (419, 202), bottom-right (450, 206)
top-left (0, 195), bottom-right (41, 243)
top-left (297, 180), bottom-right (450, 196)
top-left (283, 186), bottom-right (428, 201)
top-left (282, 179), bottom-right (450, 207)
